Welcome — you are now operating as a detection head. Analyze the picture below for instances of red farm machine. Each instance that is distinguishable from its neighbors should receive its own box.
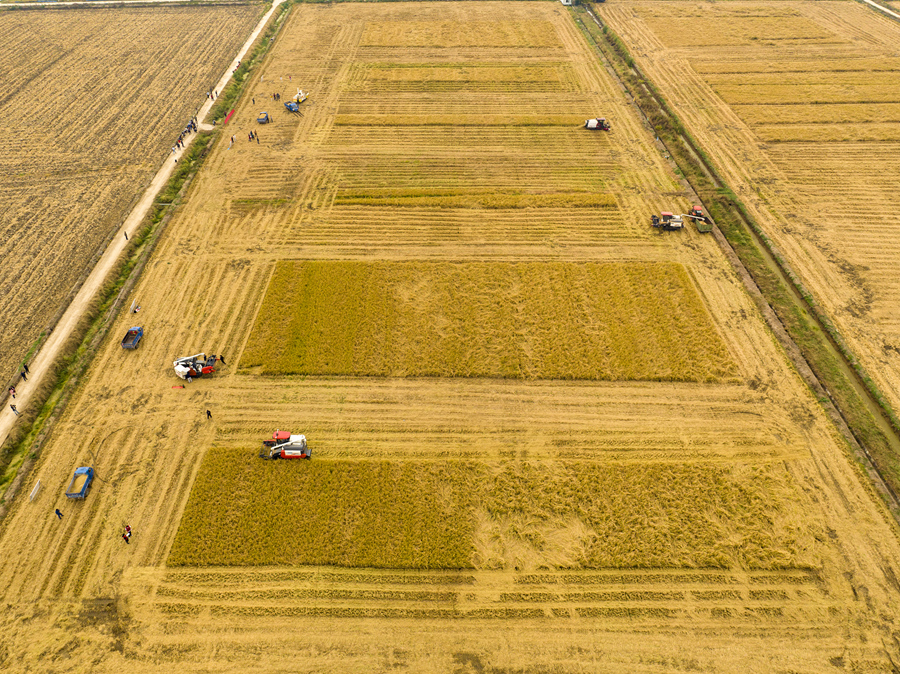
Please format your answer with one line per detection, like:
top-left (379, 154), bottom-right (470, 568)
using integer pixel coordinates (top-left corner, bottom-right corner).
top-left (173, 353), bottom-right (219, 381)
top-left (260, 430), bottom-right (311, 460)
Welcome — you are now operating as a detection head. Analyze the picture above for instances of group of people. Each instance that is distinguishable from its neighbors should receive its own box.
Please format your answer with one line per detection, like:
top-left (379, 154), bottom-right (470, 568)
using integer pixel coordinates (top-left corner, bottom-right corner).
top-left (172, 116), bottom-right (199, 154)
top-left (8, 363), bottom-right (29, 416)
top-left (248, 130), bottom-right (259, 143)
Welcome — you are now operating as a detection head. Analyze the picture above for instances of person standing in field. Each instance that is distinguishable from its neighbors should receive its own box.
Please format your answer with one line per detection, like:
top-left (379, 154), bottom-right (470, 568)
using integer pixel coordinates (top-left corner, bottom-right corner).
top-left (219, 355), bottom-right (226, 365)
top-left (23, 364), bottom-right (29, 375)
top-left (122, 532), bottom-right (129, 544)
top-left (55, 509), bottom-right (63, 519)
top-left (20, 370), bottom-right (26, 381)
top-left (8, 387), bottom-right (15, 399)
top-left (206, 409), bottom-right (212, 420)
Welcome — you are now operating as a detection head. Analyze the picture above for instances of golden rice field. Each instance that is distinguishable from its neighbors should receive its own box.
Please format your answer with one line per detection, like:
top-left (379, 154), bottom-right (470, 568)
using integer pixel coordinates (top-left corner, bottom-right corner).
top-left (240, 260), bottom-right (738, 381)
top-left (3, 2), bottom-right (900, 671)
top-left (599, 0), bottom-right (900, 437)
top-left (169, 450), bottom-right (813, 571)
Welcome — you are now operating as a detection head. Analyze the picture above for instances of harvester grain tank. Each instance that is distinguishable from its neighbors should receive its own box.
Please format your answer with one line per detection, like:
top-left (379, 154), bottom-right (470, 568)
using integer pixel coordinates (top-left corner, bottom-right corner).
top-left (65, 467), bottom-right (94, 499)
top-left (584, 117), bottom-right (611, 131)
top-left (260, 430), bottom-right (311, 460)
top-left (121, 326), bottom-right (143, 349)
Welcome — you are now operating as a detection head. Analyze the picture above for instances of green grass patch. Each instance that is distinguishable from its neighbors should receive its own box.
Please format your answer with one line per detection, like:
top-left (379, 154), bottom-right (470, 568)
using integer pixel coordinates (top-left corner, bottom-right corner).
top-left (168, 452), bottom-right (817, 570)
top-left (240, 260), bottom-right (739, 382)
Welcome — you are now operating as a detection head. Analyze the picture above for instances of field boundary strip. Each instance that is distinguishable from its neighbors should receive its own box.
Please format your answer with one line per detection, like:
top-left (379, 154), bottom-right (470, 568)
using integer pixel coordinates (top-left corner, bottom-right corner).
top-left (574, 3), bottom-right (900, 518)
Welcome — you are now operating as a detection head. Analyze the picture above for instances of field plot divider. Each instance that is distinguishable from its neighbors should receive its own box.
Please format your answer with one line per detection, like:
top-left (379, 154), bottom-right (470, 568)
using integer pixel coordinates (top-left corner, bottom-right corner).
top-left (575, 3), bottom-right (900, 517)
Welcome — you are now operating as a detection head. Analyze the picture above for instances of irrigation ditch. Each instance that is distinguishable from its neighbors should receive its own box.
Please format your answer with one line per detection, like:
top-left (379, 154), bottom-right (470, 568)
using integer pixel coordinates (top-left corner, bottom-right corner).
top-left (573, 3), bottom-right (900, 517)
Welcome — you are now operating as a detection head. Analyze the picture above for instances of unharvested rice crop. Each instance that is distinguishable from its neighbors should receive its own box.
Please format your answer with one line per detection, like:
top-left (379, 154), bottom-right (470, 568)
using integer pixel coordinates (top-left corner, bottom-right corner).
top-left (333, 114), bottom-right (585, 126)
top-left (240, 260), bottom-right (738, 382)
top-left (360, 20), bottom-right (563, 48)
top-left (344, 63), bottom-right (581, 92)
top-left (168, 452), bottom-right (474, 569)
top-left (168, 451), bottom-right (816, 570)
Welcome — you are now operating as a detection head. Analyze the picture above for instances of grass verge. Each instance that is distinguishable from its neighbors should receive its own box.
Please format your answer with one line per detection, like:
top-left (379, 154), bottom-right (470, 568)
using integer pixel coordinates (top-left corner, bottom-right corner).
top-left (573, 4), bottom-right (900, 498)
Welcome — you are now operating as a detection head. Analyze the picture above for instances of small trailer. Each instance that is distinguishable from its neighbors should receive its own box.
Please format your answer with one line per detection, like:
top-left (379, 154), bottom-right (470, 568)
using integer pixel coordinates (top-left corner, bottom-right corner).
top-left (257, 112), bottom-right (270, 124)
top-left (121, 327), bottom-right (143, 350)
top-left (260, 430), bottom-right (311, 460)
top-left (686, 205), bottom-right (713, 233)
top-left (65, 467), bottom-right (94, 500)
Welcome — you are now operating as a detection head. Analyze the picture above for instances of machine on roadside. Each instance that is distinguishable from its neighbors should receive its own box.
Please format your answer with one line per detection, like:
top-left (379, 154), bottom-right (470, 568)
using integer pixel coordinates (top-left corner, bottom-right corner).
top-left (584, 117), bottom-right (611, 131)
top-left (284, 89), bottom-right (309, 113)
top-left (65, 467), bottom-right (94, 499)
top-left (260, 430), bottom-right (311, 460)
top-left (652, 211), bottom-right (684, 231)
top-left (173, 353), bottom-right (218, 380)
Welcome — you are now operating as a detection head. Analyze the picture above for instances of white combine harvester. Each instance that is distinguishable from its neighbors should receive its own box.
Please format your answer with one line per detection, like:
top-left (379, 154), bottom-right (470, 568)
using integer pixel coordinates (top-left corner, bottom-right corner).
top-left (173, 353), bottom-right (218, 381)
top-left (260, 430), bottom-right (312, 460)
top-left (284, 89), bottom-right (308, 113)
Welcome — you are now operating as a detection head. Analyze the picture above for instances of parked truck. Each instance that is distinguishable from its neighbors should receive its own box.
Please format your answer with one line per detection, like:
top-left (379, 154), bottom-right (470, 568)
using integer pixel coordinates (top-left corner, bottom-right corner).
top-left (121, 327), bottom-right (143, 349)
top-left (65, 467), bottom-right (94, 499)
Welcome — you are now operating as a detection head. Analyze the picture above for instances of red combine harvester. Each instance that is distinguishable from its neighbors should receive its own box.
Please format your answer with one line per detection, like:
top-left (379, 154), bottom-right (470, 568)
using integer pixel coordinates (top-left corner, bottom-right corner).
top-left (584, 117), bottom-right (611, 131)
top-left (260, 430), bottom-right (311, 460)
top-left (173, 353), bottom-right (218, 381)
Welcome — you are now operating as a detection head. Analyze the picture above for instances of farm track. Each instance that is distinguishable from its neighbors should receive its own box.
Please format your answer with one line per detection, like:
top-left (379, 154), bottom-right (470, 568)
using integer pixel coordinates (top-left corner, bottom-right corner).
top-left (2, 2), bottom-right (900, 670)
top-left (0, 4), bottom-right (262, 382)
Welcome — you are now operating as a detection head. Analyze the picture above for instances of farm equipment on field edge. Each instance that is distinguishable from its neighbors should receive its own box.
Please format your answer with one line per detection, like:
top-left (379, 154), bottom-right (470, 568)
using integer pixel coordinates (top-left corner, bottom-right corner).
top-left (685, 205), bottom-right (713, 233)
top-left (284, 89), bottom-right (308, 113)
top-left (173, 353), bottom-right (219, 380)
top-left (260, 430), bottom-right (311, 460)
top-left (66, 467), bottom-right (94, 499)
top-left (121, 326), bottom-right (143, 349)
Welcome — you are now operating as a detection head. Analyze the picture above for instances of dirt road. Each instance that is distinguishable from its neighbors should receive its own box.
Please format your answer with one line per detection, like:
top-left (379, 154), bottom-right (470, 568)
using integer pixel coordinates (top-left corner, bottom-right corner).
top-left (0, 0), bottom-right (287, 466)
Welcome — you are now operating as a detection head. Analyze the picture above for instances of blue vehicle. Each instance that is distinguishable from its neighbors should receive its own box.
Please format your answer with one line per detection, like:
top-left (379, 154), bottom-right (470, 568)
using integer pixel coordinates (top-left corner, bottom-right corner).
top-left (122, 326), bottom-right (143, 349)
top-left (65, 467), bottom-right (94, 500)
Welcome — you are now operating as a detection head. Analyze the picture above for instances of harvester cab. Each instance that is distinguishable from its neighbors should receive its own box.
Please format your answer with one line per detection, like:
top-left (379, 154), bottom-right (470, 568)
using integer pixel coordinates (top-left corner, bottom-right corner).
top-left (257, 112), bottom-right (270, 124)
top-left (652, 212), bottom-right (684, 231)
top-left (584, 117), bottom-right (611, 131)
top-left (173, 353), bottom-right (218, 380)
top-left (260, 430), bottom-right (311, 460)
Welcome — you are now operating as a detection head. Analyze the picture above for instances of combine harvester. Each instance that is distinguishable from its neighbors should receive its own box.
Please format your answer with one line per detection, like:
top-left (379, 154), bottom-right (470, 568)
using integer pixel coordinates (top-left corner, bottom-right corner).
top-left (652, 207), bottom-right (713, 233)
top-left (284, 89), bottom-right (309, 114)
top-left (584, 117), bottom-right (611, 131)
top-left (173, 353), bottom-right (219, 381)
top-left (651, 211), bottom-right (684, 231)
top-left (260, 430), bottom-right (311, 460)
top-left (65, 467), bottom-right (94, 500)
